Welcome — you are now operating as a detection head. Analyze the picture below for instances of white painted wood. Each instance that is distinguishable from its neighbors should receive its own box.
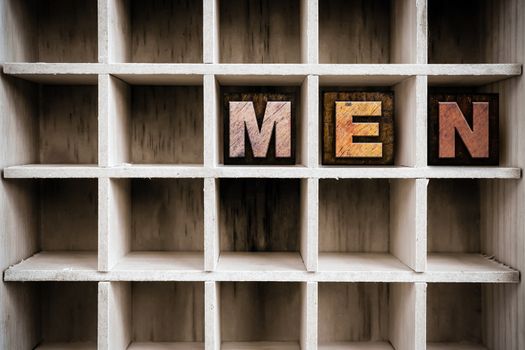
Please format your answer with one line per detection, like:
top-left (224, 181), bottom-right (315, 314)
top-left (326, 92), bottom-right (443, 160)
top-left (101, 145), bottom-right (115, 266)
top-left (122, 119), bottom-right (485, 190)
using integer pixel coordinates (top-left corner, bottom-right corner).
top-left (300, 178), bottom-right (318, 271)
top-left (391, 0), bottom-right (417, 64)
top-left (204, 75), bottom-right (219, 167)
top-left (4, 251), bottom-right (518, 283)
top-left (106, 0), bottom-right (131, 63)
top-left (107, 75), bottom-right (131, 166)
top-left (3, 164), bottom-right (521, 179)
top-left (300, 0), bottom-right (318, 64)
top-left (389, 283), bottom-right (420, 350)
top-left (3, 63), bottom-right (521, 84)
top-left (390, 179), bottom-right (426, 272)
top-left (222, 342), bottom-right (300, 350)
top-left (393, 76), bottom-right (417, 167)
top-left (205, 281), bottom-right (220, 350)
top-left (204, 178), bottom-right (219, 271)
top-left (300, 282), bottom-right (317, 350)
top-left (98, 282), bottom-right (131, 350)
top-left (203, 0), bottom-right (219, 64)
top-left (415, 75), bottom-right (428, 166)
top-left (302, 75), bottom-right (319, 167)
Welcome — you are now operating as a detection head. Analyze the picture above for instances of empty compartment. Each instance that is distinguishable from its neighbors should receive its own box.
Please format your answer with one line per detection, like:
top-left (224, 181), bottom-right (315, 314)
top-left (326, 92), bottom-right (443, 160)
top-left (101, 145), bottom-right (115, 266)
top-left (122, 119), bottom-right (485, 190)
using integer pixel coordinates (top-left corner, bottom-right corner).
top-left (8, 82), bottom-right (98, 164)
top-left (108, 178), bottom-right (204, 270)
top-left (108, 0), bottom-right (203, 63)
top-left (219, 0), bottom-right (301, 63)
top-left (428, 0), bottom-right (515, 63)
top-left (6, 0), bottom-right (97, 62)
top-left (427, 283), bottom-right (487, 349)
top-left (107, 78), bottom-right (203, 165)
top-left (220, 282), bottom-right (301, 349)
top-left (319, 282), bottom-right (417, 349)
top-left (217, 178), bottom-right (305, 270)
top-left (36, 282), bottom-right (98, 349)
top-left (319, 0), bottom-right (391, 63)
top-left (130, 85), bottom-right (203, 164)
top-left (7, 179), bottom-right (98, 265)
top-left (319, 179), bottom-right (419, 271)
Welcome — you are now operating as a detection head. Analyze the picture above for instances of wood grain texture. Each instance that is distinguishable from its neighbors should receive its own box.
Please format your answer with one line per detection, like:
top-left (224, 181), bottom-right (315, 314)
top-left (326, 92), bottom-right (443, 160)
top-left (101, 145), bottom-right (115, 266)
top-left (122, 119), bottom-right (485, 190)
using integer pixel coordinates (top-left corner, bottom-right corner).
top-left (130, 0), bottom-right (202, 63)
top-left (131, 86), bottom-right (203, 164)
top-left (132, 282), bottom-right (204, 342)
top-left (319, 179), bottom-right (389, 253)
top-left (428, 94), bottom-right (498, 165)
top-left (36, 0), bottom-right (97, 62)
top-left (427, 283), bottom-right (482, 344)
top-left (229, 101), bottom-right (291, 158)
top-left (319, 0), bottom-right (390, 63)
top-left (40, 85), bottom-right (98, 164)
top-left (223, 89), bottom-right (297, 165)
top-left (219, 179), bottom-right (300, 252)
top-left (41, 282), bottom-right (98, 343)
top-left (40, 179), bottom-right (98, 251)
top-left (220, 282), bottom-right (300, 342)
top-left (131, 179), bottom-right (203, 251)
top-left (219, 0), bottom-right (301, 63)
top-left (428, 180), bottom-right (480, 253)
top-left (318, 283), bottom-right (389, 342)
top-left (428, 0), bottom-right (488, 63)
top-left (323, 92), bottom-right (394, 165)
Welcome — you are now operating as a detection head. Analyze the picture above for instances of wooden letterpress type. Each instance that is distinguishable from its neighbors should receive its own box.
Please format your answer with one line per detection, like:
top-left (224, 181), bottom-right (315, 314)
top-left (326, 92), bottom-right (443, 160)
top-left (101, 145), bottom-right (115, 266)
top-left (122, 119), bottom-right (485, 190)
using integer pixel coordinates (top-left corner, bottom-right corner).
top-left (428, 94), bottom-right (498, 165)
top-left (322, 92), bottom-right (394, 165)
top-left (223, 89), bottom-right (296, 165)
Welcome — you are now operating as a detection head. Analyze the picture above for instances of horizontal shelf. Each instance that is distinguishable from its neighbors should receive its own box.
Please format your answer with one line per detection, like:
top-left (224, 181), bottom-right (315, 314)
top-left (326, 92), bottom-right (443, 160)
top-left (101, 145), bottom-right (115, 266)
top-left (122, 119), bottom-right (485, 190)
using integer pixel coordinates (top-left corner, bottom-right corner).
top-left (3, 165), bottom-right (521, 179)
top-left (127, 342), bottom-right (204, 350)
top-left (2, 63), bottom-right (521, 85)
top-left (318, 342), bottom-right (394, 350)
top-left (426, 253), bottom-right (519, 283)
top-left (426, 343), bottom-right (488, 350)
top-left (36, 342), bottom-right (96, 350)
top-left (222, 342), bottom-right (300, 350)
top-left (5, 253), bottom-right (518, 283)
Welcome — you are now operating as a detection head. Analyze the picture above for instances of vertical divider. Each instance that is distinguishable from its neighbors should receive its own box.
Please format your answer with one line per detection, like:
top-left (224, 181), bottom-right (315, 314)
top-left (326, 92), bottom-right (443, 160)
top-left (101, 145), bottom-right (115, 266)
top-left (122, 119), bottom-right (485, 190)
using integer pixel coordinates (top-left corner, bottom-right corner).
top-left (204, 74), bottom-right (219, 167)
top-left (391, 0), bottom-right (427, 64)
top-left (302, 75), bottom-right (319, 168)
top-left (300, 282), bottom-right (318, 350)
top-left (205, 281), bottom-right (221, 350)
top-left (98, 0), bottom-right (109, 63)
top-left (301, 178), bottom-right (318, 272)
top-left (300, 0), bottom-right (318, 64)
top-left (99, 74), bottom-right (110, 167)
top-left (415, 75), bottom-right (428, 167)
top-left (416, 0), bottom-right (428, 64)
top-left (203, 0), bottom-right (220, 63)
top-left (98, 282), bottom-right (131, 350)
top-left (390, 179), bottom-right (426, 272)
top-left (389, 282), bottom-right (427, 350)
top-left (204, 178), bottom-right (220, 271)
top-left (98, 178), bottom-right (110, 271)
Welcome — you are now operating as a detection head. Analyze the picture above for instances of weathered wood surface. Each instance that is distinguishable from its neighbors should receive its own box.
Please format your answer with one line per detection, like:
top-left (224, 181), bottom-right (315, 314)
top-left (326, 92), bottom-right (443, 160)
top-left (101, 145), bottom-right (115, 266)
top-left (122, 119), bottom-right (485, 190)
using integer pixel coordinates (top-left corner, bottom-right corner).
top-left (223, 89), bottom-right (297, 165)
top-left (428, 94), bottom-right (498, 165)
top-left (323, 92), bottom-right (394, 165)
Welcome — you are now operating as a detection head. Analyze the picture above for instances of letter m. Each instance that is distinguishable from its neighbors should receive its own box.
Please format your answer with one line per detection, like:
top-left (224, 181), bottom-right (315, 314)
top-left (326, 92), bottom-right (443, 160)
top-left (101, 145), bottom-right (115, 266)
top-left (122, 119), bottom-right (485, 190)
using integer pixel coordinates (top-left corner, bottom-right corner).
top-left (229, 101), bottom-right (291, 158)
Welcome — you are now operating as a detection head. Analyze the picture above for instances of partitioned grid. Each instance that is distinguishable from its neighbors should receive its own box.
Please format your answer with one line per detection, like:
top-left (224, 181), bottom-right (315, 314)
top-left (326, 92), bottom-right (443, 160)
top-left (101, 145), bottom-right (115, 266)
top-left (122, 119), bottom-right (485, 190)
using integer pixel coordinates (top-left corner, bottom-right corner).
top-left (1, 1), bottom-right (523, 350)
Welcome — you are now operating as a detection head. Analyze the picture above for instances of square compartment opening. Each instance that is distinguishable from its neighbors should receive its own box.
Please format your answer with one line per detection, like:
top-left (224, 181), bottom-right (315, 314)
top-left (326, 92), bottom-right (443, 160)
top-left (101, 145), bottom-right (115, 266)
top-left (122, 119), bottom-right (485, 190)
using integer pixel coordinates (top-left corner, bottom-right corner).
top-left (427, 283), bottom-right (487, 349)
top-left (319, 0), bottom-right (392, 63)
top-left (129, 282), bottom-right (204, 347)
top-left (319, 179), bottom-right (413, 271)
top-left (428, 0), bottom-right (511, 63)
top-left (129, 85), bottom-right (203, 164)
top-left (36, 282), bottom-right (98, 349)
top-left (219, 0), bottom-right (301, 63)
top-left (6, 0), bottom-right (97, 62)
top-left (319, 282), bottom-right (401, 349)
top-left (218, 178), bottom-right (305, 270)
top-left (29, 179), bottom-right (98, 256)
top-left (114, 0), bottom-right (203, 63)
top-left (111, 178), bottom-right (204, 271)
top-left (220, 282), bottom-right (301, 348)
